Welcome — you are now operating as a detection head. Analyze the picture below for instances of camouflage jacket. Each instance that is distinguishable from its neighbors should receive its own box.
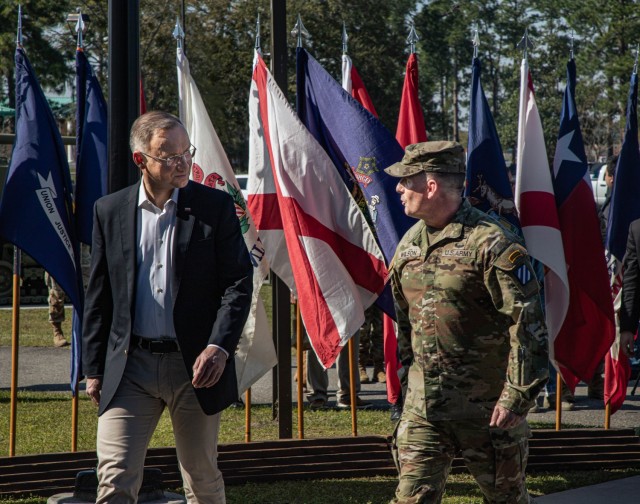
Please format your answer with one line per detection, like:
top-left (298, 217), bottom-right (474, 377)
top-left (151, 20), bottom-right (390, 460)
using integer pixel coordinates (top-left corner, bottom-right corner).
top-left (390, 200), bottom-right (548, 420)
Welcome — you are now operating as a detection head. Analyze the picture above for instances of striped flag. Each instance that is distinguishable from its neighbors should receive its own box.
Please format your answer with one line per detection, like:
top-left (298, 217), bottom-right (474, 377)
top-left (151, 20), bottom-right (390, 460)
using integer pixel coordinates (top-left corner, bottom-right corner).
top-left (248, 53), bottom-right (388, 368)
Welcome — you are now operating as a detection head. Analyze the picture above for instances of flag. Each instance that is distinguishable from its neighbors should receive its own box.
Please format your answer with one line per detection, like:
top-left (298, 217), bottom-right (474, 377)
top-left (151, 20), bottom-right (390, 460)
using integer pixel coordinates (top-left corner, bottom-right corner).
top-left (552, 59), bottom-right (615, 391)
top-left (514, 57), bottom-right (569, 384)
top-left (0, 48), bottom-right (84, 391)
top-left (341, 51), bottom-right (402, 405)
top-left (75, 47), bottom-right (108, 246)
top-left (465, 56), bottom-right (519, 228)
top-left (177, 46), bottom-right (276, 394)
top-left (296, 48), bottom-right (413, 265)
top-left (248, 53), bottom-right (388, 368)
top-left (603, 70), bottom-right (640, 413)
top-left (396, 52), bottom-right (427, 147)
top-left (341, 54), bottom-right (378, 117)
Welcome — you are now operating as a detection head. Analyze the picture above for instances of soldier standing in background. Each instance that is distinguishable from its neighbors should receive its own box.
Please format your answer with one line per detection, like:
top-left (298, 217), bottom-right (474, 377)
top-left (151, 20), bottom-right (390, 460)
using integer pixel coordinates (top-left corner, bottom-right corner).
top-left (45, 272), bottom-right (68, 347)
top-left (358, 305), bottom-right (386, 384)
top-left (385, 141), bottom-right (548, 504)
top-left (45, 244), bottom-right (91, 348)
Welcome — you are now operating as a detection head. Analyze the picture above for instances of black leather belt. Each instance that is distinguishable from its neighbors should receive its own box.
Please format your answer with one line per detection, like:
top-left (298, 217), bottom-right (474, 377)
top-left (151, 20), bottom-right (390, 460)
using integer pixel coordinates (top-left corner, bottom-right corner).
top-left (131, 335), bottom-right (180, 354)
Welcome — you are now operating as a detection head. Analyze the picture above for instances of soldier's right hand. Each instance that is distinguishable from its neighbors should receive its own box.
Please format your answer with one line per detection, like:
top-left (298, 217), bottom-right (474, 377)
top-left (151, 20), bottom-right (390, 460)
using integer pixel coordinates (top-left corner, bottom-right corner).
top-left (86, 377), bottom-right (102, 407)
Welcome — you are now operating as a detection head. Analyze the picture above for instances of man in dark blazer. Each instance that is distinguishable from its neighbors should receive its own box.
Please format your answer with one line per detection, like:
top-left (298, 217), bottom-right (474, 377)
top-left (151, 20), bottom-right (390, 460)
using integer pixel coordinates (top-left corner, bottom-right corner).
top-left (83, 111), bottom-right (253, 503)
top-left (620, 218), bottom-right (640, 359)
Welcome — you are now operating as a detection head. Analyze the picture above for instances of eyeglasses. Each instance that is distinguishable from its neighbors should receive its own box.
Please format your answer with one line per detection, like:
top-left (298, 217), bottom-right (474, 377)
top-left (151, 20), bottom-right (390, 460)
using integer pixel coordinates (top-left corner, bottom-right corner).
top-left (140, 145), bottom-right (197, 168)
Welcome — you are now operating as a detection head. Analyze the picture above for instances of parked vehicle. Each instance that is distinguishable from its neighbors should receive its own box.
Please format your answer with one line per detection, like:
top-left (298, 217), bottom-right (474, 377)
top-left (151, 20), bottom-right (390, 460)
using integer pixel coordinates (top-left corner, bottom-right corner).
top-left (589, 162), bottom-right (608, 209)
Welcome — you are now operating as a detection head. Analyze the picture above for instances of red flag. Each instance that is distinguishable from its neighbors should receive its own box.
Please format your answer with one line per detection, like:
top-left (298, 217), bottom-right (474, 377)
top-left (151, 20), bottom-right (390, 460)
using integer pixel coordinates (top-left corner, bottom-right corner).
top-left (342, 54), bottom-right (378, 117)
top-left (396, 53), bottom-right (427, 148)
top-left (249, 53), bottom-right (388, 368)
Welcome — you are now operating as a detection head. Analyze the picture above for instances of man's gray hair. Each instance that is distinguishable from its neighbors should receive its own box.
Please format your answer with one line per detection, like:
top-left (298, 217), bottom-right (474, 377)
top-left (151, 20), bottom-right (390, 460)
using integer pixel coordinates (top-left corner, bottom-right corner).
top-left (427, 172), bottom-right (466, 193)
top-left (129, 111), bottom-right (185, 153)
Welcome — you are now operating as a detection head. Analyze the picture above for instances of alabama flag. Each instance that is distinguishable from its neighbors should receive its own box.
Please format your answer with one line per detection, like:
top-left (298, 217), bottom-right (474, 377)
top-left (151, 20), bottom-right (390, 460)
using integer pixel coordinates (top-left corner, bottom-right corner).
top-left (177, 47), bottom-right (276, 394)
top-left (515, 58), bottom-right (569, 381)
top-left (248, 53), bottom-right (388, 368)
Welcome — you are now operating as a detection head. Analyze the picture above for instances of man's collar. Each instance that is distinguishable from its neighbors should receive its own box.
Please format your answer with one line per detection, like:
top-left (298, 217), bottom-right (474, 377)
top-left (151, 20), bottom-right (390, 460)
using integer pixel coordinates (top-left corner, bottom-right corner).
top-left (137, 182), bottom-right (179, 209)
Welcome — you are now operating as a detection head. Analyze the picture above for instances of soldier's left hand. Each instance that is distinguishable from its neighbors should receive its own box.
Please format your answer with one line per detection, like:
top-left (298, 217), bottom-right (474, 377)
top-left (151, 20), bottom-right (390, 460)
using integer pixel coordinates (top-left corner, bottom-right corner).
top-left (192, 346), bottom-right (227, 389)
top-left (490, 404), bottom-right (525, 429)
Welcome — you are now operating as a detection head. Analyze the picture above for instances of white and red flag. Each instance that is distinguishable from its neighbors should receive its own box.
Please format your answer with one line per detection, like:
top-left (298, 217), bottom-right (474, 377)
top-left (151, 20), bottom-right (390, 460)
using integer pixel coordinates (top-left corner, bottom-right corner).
top-left (248, 53), bottom-right (388, 368)
top-left (177, 47), bottom-right (276, 394)
top-left (515, 58), bottom-right (570, 381)
top-left (341, 54), bottom-right (378, 118)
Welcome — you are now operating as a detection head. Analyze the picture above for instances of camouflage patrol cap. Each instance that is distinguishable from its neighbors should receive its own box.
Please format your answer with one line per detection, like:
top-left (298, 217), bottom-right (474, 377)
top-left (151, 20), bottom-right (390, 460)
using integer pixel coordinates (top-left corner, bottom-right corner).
top-left (384, 141), bottom-right (466, 177)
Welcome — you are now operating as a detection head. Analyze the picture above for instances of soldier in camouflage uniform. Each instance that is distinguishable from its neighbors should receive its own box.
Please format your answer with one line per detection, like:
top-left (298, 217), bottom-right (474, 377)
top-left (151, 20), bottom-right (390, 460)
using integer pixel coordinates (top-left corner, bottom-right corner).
top-left (359, 304), bottom-right (386, 383)
top-left (384, 141), bottom-right (548, 504)
top-left (45, 271), bottom-right (68, 347)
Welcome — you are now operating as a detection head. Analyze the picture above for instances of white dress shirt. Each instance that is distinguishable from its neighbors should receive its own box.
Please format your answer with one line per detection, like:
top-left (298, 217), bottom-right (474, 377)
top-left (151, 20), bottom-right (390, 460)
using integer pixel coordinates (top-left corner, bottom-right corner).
top-left (132, 184), bottom-right (178, 340)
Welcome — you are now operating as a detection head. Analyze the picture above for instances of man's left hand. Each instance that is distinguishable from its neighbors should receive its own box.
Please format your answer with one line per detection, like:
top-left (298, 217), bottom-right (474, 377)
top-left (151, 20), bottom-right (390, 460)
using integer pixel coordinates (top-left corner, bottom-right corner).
top-left (192, 346), bottom-right (226, 389)
top-left (490, 404), bottom-right (526, 429)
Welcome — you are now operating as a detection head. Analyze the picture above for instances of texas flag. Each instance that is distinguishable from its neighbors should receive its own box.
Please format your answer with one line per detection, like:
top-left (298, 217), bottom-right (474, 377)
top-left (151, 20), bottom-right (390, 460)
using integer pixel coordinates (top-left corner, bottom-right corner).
top-left (177, 46), bottom-right (276, 393)
top-left (552, 59), bottom-right (615, 392)
top-left (515, 57), bottom-right (569, 377)
top-left (248, 53), bottom-right (388, 368)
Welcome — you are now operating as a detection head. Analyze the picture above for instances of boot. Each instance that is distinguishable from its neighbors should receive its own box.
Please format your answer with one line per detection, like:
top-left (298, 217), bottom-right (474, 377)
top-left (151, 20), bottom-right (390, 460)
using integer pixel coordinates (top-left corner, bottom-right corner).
top-left (373, 366), bottom-right (386, 384)
top-left (52, 323), bottom-right (69, 348)
top-left (561, 386), bottom-right (575, 411)
top-left (359, 364), bottom-right (370, 384)
top-left (588, 372), bottom-right (605, 400)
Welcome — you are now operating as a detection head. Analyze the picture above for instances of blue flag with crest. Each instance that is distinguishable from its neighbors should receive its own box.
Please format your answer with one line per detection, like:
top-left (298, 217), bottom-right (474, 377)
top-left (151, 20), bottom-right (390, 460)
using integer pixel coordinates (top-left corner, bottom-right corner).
top-left (465, 57), bottom-right (519, 229)
top-left (295, 48), bottom-right (414, 264)
top-left (75, 48), bottom-right (108, 246)
top-left (607, 71), bottom-right (640, 262)
top-left (0, 48), bottom-right (84, 391)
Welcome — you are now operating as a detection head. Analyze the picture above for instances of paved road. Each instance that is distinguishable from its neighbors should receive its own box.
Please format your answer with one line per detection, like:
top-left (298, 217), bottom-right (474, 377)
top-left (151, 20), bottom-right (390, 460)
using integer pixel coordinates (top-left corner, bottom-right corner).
top-left (1, 346), bottom-right (639, 429)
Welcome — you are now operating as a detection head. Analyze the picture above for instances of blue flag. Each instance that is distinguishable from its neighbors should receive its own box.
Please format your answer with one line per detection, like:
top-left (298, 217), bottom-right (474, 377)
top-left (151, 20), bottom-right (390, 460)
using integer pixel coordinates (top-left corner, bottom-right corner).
top-left (465, 57), bottom-right (519, 228)
top-left (0, 48), bottom-right (84, 391)
top-left (607, 71), bottom-right (640, 262)
top-left (296, 48), bottom-right (414, 264)
top-left (75, 48), bottom-right (108, 246)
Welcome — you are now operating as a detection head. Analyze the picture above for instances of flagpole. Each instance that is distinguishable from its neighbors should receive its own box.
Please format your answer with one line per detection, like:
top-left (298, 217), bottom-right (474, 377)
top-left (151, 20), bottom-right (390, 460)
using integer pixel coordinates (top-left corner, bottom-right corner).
top-left (9, 6), bottom-right (24, 459)
top-left (296, 301), bottom-right (304, 439)
top-left (70, 10), bottom-right (86, 454)
top-left (245, 388), bottom-right (252, 442)
top-left (9, 246), bottom-right (20, 457)
top-left (556, 373), bottom-right (562, 431)
top-left (348, 338), bottom-right (358, 437)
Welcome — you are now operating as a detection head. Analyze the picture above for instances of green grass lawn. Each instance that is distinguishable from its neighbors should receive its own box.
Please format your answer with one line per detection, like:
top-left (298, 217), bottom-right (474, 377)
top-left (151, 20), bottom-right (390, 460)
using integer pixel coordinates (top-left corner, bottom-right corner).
top-left (2, 305), bottom-right (640, 502)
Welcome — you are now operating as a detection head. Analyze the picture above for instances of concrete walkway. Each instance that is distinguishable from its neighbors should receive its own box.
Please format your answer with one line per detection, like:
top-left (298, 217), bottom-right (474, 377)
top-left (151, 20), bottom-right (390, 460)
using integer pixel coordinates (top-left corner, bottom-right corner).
top-left (2, 345), bottom-right (640, 503)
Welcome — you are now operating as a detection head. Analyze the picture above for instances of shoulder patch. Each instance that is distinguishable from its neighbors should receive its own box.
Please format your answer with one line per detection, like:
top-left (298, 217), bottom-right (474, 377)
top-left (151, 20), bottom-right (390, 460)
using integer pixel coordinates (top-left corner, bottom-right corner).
top-left (493, 243), bottom-right (538, 297)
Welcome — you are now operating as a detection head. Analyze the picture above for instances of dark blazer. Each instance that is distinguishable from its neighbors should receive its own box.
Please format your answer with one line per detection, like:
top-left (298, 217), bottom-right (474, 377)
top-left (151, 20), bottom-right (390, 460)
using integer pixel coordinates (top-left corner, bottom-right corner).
top-left (82, 180), bottom-right (253, 416)
top-left (620, 218), bottom-right (640, 334)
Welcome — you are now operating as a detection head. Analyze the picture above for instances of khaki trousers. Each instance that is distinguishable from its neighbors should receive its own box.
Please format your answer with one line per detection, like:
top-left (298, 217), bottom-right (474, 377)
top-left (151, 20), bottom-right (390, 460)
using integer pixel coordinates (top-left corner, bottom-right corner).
top-left (96, 348), bottom-right (225, 503)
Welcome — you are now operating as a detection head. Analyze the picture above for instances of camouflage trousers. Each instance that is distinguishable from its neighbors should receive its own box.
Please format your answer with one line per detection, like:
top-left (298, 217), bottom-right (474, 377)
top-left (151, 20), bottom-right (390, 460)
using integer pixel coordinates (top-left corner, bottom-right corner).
top-left (44, 272), bottom-right (65, 324)
top-left (359, 306), bottom-right (384, 368)
top-left (391, 411), bottom-right (534, 504)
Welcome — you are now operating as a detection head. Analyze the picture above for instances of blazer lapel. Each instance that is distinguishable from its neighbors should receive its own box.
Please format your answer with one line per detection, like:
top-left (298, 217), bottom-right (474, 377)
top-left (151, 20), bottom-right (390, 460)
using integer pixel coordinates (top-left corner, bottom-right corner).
top-left (120, 183), bottom-right (140, 312)
top-left (174, 184), bottom-right (195, 307)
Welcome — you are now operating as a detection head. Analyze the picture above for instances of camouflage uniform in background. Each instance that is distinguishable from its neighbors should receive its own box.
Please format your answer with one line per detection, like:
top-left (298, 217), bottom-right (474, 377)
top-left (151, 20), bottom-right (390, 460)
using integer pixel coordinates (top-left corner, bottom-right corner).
top-left (359, 304), bottom-right (385, 383)
top-left (385, 141), bottom-right (548, 504)
top-left (45, 271), bottom-right (67, 347)
top-left (45, 244), bottom-right (92, 348)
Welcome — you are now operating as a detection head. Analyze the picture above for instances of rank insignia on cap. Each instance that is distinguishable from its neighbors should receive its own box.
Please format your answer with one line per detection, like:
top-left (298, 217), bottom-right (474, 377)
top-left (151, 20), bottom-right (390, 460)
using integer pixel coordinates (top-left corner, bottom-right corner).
top-left (515, 264), bottom-right (532, 285)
